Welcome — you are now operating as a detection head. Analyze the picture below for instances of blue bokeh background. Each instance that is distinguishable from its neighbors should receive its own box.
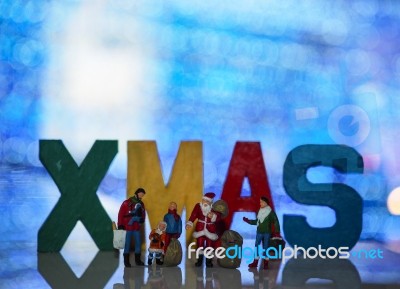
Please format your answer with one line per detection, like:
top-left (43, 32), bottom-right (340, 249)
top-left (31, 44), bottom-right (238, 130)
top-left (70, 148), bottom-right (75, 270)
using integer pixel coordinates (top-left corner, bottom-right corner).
top-left (1, 1), bottom-right (400, 286)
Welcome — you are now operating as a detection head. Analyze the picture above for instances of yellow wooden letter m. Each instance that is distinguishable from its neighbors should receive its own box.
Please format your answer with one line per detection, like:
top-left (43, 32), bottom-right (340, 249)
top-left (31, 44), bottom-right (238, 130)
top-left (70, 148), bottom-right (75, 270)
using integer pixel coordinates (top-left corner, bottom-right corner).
top-left (127, 141), bottom-right (203, 246)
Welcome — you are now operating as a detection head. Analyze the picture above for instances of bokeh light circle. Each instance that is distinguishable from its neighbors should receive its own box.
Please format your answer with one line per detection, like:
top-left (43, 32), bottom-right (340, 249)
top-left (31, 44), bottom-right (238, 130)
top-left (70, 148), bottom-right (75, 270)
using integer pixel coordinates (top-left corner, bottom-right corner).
top-left (387, 187), bottom-right (400, 215)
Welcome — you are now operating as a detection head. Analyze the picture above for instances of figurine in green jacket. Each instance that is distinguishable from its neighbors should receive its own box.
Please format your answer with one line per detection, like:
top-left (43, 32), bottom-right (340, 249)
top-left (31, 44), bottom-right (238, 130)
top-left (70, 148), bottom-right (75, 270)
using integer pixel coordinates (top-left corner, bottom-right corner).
top-left (243, 196), bottom-right (280, 270)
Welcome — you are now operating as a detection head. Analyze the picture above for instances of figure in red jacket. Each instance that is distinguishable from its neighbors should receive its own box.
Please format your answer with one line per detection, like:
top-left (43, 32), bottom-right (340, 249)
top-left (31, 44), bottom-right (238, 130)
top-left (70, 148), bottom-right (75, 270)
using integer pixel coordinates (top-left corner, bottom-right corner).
top-left (118, 187), bottom-right (146, 267)
top-left (186, 192), bottom-right (221, 267)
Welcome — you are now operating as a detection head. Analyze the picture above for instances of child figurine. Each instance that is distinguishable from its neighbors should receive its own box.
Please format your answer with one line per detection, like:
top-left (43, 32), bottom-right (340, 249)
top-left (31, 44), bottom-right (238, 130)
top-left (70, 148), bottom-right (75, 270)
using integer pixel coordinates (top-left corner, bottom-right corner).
top-left (243, 196), bottom-right (281, 270)
top-left (148, 221), bottom-right (167, 266)
top-left (163, 202), bottom-right (182, 254)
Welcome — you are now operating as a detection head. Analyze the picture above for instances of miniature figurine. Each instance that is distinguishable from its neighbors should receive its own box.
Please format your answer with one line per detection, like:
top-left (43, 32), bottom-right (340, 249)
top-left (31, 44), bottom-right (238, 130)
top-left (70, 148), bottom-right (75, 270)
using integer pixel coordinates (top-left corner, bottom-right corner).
top-left (163, 201), bottom-right (182, 253)
top-left (148, 221), bottom-right (167, 266)
top-left (118, 187), bottom-right (146, 267)
top-left (243, 196), bottom-right (280, 270)
top-left (186, 192), bottom-right (221, 267)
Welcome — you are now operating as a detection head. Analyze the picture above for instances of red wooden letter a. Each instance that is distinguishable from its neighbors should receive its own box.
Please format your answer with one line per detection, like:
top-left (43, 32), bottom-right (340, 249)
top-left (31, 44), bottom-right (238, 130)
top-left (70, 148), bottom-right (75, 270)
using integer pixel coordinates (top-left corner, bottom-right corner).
top-left (220, 142), bottom-right (275, 230)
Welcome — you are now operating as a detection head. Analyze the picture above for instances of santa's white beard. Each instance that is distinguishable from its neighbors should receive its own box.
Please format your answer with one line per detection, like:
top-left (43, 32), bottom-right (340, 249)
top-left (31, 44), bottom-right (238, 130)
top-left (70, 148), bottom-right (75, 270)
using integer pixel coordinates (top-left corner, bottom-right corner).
top-left (200, 203), bottom-right (211, 216)
top-left (156, 228), bottom-right (164, 235)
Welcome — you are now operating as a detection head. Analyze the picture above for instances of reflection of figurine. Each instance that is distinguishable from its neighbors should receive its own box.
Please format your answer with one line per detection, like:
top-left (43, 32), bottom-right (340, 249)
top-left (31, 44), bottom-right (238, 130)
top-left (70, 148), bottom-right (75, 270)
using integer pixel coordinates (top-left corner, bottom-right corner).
top-left (118, 188), bottom-right (146, 267)
top-left (211, 267), bottom-right (242, 289)
top-left (148, 221), bottom-right (167, 266)
top-left (163, 202), bottom-right (182, 253)
top-left (148, 266), bottom-right (183, 289)
top-left (249, 261), bottom-right (280, 289)
top-left (195, 267), bottom-right (208, 289)
top-left (122, 266), bottom-right (145, 289)
top-left (243, 196), bottom-right (280, 270)
top-left (193, 267), bottom-right (242, 289)
top-left (163, 267), bottom-right (182, 289)
top-left (186, 192), bottom-right (221, 267)
top-left (148, 266), bottom-right (167, 289)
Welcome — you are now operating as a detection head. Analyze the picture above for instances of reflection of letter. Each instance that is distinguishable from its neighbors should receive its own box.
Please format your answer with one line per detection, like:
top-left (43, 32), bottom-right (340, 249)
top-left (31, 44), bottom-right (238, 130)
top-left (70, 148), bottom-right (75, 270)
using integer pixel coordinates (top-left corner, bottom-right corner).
top-left (282, 256), bottom-right (361, 288)
top-left (127, 141), bottom-right (203, 247)
top-left (38, 251), bottom-right (119, 288)
top-left (283, 144), bottom-right (363, 250)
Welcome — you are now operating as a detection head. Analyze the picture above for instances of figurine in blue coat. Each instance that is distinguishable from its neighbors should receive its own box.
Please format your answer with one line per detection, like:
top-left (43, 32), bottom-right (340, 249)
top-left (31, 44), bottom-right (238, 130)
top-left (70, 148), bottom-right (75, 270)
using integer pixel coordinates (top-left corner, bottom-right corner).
top-left (163, 202), bottom-right (182, 253)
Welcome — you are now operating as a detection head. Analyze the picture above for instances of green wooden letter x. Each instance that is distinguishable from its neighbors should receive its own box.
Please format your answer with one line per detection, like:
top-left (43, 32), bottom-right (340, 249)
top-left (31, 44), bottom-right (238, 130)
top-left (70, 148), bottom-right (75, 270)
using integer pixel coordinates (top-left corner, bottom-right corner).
top-left (38, 140), bottom-right (118, 252)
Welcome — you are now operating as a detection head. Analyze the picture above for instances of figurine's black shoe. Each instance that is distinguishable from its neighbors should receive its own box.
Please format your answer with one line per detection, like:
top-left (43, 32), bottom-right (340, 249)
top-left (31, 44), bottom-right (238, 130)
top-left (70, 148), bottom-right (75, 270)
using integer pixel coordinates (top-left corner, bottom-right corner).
top-left (195, 254), bottom-right (204, 267)
top-left (135, 254), bottom-right (144, 266)
top-left (123, 253), bottom-right (131, 268)
top-left (148, 257), bottom-right (152, 266)
top-left (205, 258), bottom-right (213, 267)
top-left (156, 259), bottom-right (163, 265)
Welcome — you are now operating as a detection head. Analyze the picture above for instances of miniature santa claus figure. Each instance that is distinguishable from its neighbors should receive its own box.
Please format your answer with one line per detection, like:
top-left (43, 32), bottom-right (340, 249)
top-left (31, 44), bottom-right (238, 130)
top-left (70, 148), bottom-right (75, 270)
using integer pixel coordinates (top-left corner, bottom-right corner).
top-left (186, 192), bottom-right (221, 267)
top-left (148, 221), bottom-right (167, 266)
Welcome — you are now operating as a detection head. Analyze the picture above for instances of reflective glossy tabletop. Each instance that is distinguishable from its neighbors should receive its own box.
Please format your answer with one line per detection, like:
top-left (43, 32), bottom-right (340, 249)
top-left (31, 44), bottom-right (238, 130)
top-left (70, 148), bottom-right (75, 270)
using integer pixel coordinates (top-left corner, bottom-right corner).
top-left (2, 239), bottom-right (399, 289)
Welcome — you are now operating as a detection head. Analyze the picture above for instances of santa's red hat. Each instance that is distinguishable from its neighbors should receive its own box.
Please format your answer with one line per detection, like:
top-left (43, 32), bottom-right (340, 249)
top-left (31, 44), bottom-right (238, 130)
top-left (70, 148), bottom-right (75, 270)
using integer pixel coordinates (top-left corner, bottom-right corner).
top-left (202, 192), bottom-right (215, 203)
